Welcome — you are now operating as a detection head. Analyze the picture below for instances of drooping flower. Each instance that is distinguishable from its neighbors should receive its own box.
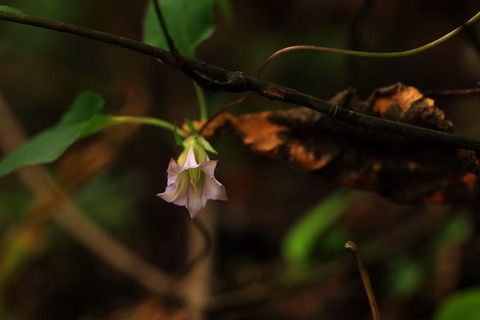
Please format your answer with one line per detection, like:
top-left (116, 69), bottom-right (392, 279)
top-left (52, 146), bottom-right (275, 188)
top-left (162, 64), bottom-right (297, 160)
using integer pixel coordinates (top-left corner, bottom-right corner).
top-left (157, 136), bottom-right (227, 219)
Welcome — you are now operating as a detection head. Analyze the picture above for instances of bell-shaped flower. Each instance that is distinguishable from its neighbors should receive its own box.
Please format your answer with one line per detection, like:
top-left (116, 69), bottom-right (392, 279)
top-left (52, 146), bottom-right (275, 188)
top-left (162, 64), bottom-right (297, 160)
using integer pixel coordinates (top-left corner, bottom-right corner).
top-left (157, 136), bottom-right (227, 219)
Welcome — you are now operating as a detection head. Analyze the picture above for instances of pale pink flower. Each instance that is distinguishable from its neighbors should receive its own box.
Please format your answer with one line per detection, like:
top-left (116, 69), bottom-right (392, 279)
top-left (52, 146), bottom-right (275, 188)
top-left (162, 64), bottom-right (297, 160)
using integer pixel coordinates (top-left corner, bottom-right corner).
top-left (157, 142), bottom-right (227, 219)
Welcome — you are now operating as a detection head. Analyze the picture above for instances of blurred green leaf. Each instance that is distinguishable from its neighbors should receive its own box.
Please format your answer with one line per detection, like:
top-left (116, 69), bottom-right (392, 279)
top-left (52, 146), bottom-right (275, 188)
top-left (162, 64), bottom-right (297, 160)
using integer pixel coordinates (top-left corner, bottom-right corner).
top-left (143, 0), bottom-right (215, 57)
top-left (214, 0), bottom-right (232, 23)
top-left (386, 254), bottom-right (423, 298)
top-left (434, 289), bottom-right (480, 320)
top-left (282, 189), bottom-right (350, 267)
top-left (0, 5), bottom-right (24, 14)
top-left (0, 91), bottom-right (115, 177)
top-left (434, 213), bottom-right (473, 248)
top-left (75, 174), bottom-right (142, 229)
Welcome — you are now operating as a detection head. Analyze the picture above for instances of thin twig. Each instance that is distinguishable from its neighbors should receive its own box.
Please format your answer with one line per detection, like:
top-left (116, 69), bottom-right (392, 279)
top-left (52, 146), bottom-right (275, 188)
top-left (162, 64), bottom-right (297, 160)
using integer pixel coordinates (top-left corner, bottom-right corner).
top-left (345, 241), bottom-right (381, 320)
top-left (256, 10), bottom-right (480, 78)
top-left (152, 0), bottom-right (177, 56)
top-left (423, 84), bottom-right (480, 98)
top-left (199, 95), bottom-right (247, 135)
top-left (1, 11), bottom-right (480, 151)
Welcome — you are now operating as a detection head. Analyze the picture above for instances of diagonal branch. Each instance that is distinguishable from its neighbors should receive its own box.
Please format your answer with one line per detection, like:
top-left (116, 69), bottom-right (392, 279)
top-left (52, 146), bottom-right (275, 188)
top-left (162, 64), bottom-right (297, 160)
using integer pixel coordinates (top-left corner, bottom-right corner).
top-left (1, 11), bottom-right (480, 151)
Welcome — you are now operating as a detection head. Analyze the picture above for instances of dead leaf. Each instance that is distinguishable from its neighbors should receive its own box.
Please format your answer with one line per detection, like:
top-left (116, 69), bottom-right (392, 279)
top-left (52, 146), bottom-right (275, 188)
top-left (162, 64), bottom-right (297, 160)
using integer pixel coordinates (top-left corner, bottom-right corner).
top-left (205, 83), bottom-right (480, 204)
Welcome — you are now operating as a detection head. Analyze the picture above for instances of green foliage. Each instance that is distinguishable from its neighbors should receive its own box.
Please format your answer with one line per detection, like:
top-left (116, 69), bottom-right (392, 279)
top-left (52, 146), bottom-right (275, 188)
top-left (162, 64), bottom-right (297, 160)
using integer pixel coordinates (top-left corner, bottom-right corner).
top-left (434, 213), bottom-right (473, 248)
top-left (143, 0), bottom-right (215, 58)
top-left (434, 289), bottom-right (480, 320)
top-left (214, 0), bottom-right (232, 23)
top-left (75, 174), bottom-right (142, 230)
top-left (386, 254), bottom-right (424, 298)
top-left (282, 189), bottom-right (351, 268)
top-left (0, 5), bottom-right (23, 14)
top-left (0, 92), bottom-right (115, 177)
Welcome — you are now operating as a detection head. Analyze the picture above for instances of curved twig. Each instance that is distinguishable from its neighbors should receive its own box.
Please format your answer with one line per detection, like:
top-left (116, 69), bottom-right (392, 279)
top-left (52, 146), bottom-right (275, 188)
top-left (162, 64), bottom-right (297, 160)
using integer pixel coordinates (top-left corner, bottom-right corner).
top-left (345, 241), bottom-right (381, 320)
top-left (255, 10), bottom-right (480, 78)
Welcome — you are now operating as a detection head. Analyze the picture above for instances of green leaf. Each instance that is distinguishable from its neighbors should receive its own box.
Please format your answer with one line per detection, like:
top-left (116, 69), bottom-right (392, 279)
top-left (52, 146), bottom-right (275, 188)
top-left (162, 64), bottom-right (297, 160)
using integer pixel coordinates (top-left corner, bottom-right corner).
top-left (198, 136), bottom-right (218, 155)
top-left (173, 126), bottom-right (185, 147)
top-left (0, 91), bottom-right (114, 177)
top-left (386, 255), bottom-right (424, 298)
top-left (434, 213), bottom-right (473, 248)
top-left (282, 189), bottom-right (351, 267)
top-left (184, 118), bottom-right (196, 132)
top-left (143, 0), bottom-right (215, 57)
top-left (434, 289), bottom-right (480, 320)
top-left (0, 6), bottom-right (24, 14)
top-left (214, 0), bottom-right (232, 23)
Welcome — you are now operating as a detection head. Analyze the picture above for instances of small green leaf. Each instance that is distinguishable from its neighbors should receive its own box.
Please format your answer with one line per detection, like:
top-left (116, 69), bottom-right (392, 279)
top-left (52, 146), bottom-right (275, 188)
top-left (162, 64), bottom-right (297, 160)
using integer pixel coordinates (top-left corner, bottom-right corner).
top-left (174, 126), bottom-right (185, 147)
top-left (0, 6), bottom-right (24, 14)
top-left (0, 91), bottom-right (113, 177)
top-left (143, 0), bottom-right (216, 57)
top-left (199, 137), bottom-right (217, 154)
top-left (282, 189), bottom-right (350, 267)
top-left (184, 118), bottom-right (196, 132)
top-left (434, 289), bottom-right (480, 320)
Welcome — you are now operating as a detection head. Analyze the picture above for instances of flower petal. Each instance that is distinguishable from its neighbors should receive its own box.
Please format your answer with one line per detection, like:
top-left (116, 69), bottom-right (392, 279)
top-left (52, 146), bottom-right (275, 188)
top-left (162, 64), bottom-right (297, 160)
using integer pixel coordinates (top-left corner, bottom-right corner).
top-left (186, 181), bottom-right (205, 219)
top-left (157, 169), bottom-right (189, 205)
top-left (157, 139), bottom-right (227, 219)
top-left (203, 175), bottom-right (227, 201)
top-left (198, 160), bottom-right (218, 178)
top-left (184, 146), bottom-right (199, 168)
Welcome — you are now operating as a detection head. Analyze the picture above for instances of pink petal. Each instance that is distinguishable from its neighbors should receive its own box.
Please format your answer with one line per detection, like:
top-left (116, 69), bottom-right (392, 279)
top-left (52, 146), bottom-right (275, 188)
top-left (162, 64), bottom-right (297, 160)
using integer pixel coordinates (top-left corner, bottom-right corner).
top-left (202, 176), bottom-right (227, 201)
top-left (184, 146), bottom-right (200, 168)
top-left (198, 160), bottom-right (218, 178)
top-left (157, 170), bottom-right (189, 205)
top-left (186, 181), bottom-right (205, 219)
top-left (166, 158), bottom-right (185, 175)
top-left (157, 146), bottom-right (227, 219)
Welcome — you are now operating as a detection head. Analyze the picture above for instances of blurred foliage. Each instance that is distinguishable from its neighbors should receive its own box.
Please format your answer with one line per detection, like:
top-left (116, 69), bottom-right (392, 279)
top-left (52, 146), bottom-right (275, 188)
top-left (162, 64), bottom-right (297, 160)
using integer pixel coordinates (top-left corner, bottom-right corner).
top-left (434, 289), bottom-right (480, 320)
top-left (386, 254), bottom-right (424, 298)
top-left (433, 212), bottom-right (474, 247)
top-left (282, 188), bottom-right (351, 271)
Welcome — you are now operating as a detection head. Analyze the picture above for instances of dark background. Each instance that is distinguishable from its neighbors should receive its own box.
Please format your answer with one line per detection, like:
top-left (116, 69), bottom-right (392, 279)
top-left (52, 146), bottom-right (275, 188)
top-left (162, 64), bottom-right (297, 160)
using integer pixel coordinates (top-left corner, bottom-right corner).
top-left (0, 0), bottom-right (479, 319)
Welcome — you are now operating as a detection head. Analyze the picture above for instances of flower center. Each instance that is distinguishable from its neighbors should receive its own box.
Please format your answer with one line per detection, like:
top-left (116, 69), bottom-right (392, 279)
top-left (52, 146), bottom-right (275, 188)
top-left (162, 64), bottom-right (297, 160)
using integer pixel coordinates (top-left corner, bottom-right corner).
top-left (188, 167), bottom-right (201, 189)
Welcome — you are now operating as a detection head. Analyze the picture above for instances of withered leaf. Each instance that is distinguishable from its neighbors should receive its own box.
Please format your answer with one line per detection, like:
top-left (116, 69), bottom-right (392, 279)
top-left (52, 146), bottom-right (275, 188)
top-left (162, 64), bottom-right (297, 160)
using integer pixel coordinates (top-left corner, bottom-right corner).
top-left (205, 83), bottom-right (480, 205)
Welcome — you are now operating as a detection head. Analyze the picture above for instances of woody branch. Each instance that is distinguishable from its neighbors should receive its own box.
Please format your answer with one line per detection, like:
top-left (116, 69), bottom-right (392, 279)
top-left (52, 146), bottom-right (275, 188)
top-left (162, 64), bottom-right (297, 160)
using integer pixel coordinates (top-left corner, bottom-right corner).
top-left (1, 11), bottom-right (480, 152)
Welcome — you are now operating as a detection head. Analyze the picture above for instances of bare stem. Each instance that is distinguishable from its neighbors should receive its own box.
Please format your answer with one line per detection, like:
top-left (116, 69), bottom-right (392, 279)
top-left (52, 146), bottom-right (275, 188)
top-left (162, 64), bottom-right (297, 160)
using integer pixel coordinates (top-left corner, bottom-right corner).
top-left (345, 241), bottom-right (381, 320)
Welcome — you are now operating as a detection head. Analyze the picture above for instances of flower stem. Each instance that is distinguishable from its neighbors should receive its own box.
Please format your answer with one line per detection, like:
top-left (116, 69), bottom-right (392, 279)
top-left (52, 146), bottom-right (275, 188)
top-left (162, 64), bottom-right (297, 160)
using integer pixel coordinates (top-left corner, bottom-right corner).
top-left (111, 116), bottom-right (187, 136)
top-left (195, 84), bottom-right (208, 122)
